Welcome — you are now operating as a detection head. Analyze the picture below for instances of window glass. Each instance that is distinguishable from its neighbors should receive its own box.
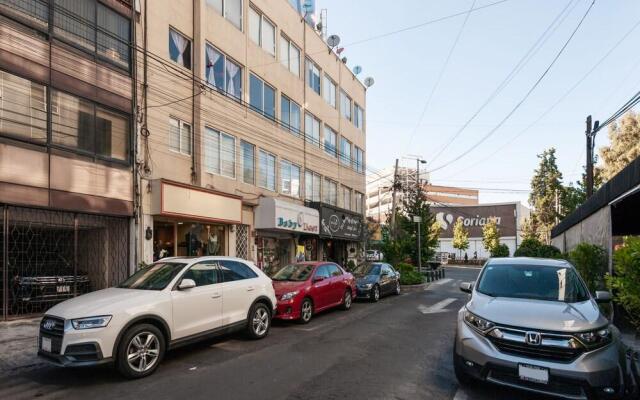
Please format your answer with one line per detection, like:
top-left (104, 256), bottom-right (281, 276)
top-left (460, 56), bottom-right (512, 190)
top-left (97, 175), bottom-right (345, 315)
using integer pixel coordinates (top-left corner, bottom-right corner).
top-left (324, 178), bottom-right (337, 206)
top-left (54, 0), bottom-right (96, 52)
top-left (95, 107), bottom-right (129, 161)
top-left (342, 186), bottom-right (351, 210)
top-left (169, 28), bottom-right (192, 69)
top-left (205, 127), bottom-right (221, 174)
top-left (221, 132), bottom-right (236, 178)
top-left (354, 104), bottom-right (364, 129)
top-left (182, 262), bottom-right (219, 287)
top-left (97, 4), bottom-right (130, 69)
top-left (205, 45), bottom-right (225, 91)
top-left (208, 0), bottom-right (223, 13)
top-left (51, 90), bottom-right (95, 153)
top-left (355, 192), bottom-right (364, 214)
top-left (262, 18), bottom-right (275, 55)
top-left (281, 161), bottom-right (300, 197)
top-left (354, 147), bottom-right (364, 173)
top-left (314, 265), bottom-right (330, 279)
top-left (340, 138), bottom-right (351, 167)
top-left (249, 8), bottom-right (260, 45)
top-left (119, 262), bottom-right (187, 290)
top-left (181, 121), bottom-right (192, 155)
top-left (280, 36), bottom-right (289, 69)
top-left (264, 83), bottom-right (275, 120)
top-left (249, 74), bottom-right (263, 113)
top-left (340, 91), bottom-right (352, 120)
top-left (306, 59), bottom-right (320, 94)
top-left (0, 0), bottom-right (49, 27)
top-left (272, 264), bottom-right (314, 281)
top-left (289, 44), bottom-right (300, 76)
top-left (324, 126), bottom-right (337, 157)
top-left (226, 58), bottom-right (242, 99)
top-left (281, 95), bottom-right (300, 135)
top-left (225, 0), bottom-right (242, 30)
top-left (0, 71), bottom-right (47, 142)
top-left (241, 140), bottom-right (255, 184)
top-left (305, 170), bottom-right (321, 202)
top-left (327, 264), bottom-right (342, 277)
top-left (220, 261), bottom-right (258, 282)
top-left (305, 113), bottom-right (320, 146)
top-left (259, 150), bottom-right (276, 191)
top-left (323, 75), bottom-right (336, 107)
top-left (169, 117), bottom-right (191, 155)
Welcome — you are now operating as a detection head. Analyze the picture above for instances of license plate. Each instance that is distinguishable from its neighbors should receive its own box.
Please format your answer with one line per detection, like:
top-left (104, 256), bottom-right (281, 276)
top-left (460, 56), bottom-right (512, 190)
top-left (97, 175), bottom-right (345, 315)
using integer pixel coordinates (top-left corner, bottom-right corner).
top-left (519, 364), bottom-right (549, 384)
top-left (56, 285), bottom-right (70, 293)
top-left (41, 336), bottom-right (52, 353)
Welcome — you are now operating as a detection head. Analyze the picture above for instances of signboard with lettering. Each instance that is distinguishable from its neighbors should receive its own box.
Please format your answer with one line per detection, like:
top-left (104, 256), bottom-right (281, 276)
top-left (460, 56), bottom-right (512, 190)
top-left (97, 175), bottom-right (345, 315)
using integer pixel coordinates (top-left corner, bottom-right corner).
top-left (255, 197), bottom-right (319, 234)
top-left (315, 205), bottom-right (363, 240)
top-left (432, 204), bottom-right (517, 238)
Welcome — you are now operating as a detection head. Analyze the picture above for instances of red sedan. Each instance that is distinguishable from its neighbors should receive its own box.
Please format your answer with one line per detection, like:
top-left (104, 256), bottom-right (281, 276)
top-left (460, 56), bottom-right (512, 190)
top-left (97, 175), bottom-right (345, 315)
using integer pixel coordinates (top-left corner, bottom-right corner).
top-left (271, 262), bottom-right (356, 324)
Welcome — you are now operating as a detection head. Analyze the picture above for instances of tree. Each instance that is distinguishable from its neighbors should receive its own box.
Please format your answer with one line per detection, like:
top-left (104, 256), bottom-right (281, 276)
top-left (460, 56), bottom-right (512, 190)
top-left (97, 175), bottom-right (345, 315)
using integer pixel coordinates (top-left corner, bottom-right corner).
top-left (568, 243), bottom-right (607, 293)
top-left (482, 219), bottom-right (500, 255)
top-left (452, 219), bottom-right (469, 258)
top-left (599, 111), bottom-right (640, 180)
top-left (521, 216), bottom-right (541, 242)
top-left (492, 243), bottom-right (510, 257)
top-left (529, 148), bottom-right (564, 244)
top-left (562, 164), bottom-right (604, 215)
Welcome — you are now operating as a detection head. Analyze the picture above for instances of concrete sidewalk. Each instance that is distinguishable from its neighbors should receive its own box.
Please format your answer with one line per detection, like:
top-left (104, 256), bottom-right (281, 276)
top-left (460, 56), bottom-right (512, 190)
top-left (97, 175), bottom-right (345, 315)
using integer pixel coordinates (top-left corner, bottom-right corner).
top-left (0, 318), bottom-right (46, 376)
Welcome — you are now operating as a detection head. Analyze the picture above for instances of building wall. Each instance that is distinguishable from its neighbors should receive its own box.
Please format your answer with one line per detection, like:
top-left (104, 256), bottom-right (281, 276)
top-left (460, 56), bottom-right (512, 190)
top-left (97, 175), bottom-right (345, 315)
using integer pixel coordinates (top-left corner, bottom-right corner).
top-left (438, 237), bottom-right (517, 260)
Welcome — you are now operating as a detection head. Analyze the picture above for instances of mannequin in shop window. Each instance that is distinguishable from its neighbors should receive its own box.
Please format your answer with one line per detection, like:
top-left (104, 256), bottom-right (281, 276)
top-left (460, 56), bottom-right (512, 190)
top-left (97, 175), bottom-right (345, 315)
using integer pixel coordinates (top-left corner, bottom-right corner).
top-left (186, 225), bottom-right (203, 256)
top-left (207, 226), bottom-right (220, 256)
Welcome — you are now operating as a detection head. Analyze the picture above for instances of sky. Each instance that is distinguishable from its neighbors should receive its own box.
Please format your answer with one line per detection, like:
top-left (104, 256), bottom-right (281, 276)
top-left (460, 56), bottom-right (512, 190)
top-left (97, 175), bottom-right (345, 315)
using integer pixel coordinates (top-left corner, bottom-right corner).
top-left (320, 0), bottom-right (640, 205)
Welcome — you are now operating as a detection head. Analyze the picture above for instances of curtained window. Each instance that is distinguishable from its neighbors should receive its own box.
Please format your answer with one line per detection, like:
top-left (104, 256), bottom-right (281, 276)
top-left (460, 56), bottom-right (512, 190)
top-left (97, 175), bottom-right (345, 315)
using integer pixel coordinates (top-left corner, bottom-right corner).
top-left (169, 28), bottom-right (192, 69)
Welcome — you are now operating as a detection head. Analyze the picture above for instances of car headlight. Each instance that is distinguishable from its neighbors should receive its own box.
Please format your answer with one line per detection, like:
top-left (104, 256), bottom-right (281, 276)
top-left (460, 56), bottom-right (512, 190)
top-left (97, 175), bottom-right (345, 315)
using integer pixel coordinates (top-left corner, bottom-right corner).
top-left (463, 309), bottom-right (494, 334)
top-left (71, 315), bottom-right (112, 330)
top-left (360, 283), bottom-right (373, 289)
top-left (574, 326), bottom-right (612, 349)
top-left (280, 291), bottom-right (299, 301)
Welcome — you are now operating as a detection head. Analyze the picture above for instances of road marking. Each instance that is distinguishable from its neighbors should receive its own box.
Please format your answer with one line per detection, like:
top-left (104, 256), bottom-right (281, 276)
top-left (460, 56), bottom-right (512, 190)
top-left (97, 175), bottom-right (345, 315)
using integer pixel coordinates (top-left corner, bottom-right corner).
top-left (433, 278), bottom-right (453, 285)
top-left (453, 387), bottom-right (469, 400)
top-left (418, 298), bottom-right (457, 314)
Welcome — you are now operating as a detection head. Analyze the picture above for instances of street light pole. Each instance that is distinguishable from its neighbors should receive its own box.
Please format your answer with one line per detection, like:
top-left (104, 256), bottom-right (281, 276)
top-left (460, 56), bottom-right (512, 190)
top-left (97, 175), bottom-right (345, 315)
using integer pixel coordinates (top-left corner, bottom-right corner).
top-left (414, 215), bottom-right (422, 273)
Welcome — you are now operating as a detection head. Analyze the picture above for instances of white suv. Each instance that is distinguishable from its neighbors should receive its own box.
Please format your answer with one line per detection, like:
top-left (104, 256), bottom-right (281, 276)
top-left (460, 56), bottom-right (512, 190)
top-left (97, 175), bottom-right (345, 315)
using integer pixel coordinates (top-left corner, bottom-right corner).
top-left (37, 257), bottom-right (277, 378)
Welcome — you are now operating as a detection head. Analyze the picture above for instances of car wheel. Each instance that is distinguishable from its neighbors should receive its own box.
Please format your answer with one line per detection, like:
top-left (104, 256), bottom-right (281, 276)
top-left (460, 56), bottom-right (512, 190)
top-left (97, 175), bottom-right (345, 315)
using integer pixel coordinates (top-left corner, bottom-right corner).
top-left (299, 298), bottom-right (313, 324)
top-left (394, 280), bottom-right (401, 295)
top-left (371, 285), bottom-right (380, 302)
top-left (341, 289), bottom-right (352, 310)
top-left (116, 323), bottom-right (165, 379)
top-left (246, 302), bottom-right (271, 340)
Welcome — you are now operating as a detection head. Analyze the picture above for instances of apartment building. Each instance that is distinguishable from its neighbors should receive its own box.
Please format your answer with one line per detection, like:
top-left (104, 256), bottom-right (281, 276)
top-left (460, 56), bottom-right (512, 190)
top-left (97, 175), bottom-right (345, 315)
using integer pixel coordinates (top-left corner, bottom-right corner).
top-left (0, 0), bottom-right (135, 319)
top-left (137, 0), bottom-right (367, 271)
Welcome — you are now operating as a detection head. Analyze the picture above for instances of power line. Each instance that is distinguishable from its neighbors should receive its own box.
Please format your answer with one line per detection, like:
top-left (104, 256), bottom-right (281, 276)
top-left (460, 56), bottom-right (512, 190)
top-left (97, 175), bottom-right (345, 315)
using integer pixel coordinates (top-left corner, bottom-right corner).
top-left (428, 0), bottom-right (597, 173)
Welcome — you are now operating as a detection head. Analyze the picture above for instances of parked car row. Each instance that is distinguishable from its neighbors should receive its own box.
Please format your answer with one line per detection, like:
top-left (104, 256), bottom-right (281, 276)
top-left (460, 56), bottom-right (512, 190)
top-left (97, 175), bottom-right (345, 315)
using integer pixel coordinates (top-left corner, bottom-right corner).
top-left (37, 257), bottom-right (401, 379)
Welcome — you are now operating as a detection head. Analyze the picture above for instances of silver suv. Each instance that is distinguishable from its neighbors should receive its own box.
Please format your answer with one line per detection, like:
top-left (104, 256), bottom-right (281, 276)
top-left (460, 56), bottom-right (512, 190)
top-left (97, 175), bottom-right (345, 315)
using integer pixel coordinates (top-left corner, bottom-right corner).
top-left (454, 257), bottom-right (630, 400)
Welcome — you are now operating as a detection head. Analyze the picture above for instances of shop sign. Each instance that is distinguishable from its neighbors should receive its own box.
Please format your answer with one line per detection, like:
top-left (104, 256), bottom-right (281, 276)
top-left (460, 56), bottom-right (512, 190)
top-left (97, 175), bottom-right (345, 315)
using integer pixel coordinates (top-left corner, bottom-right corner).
top-left (318, 206), bottom-right (363, 240)
top-left (255, 197), bottom-right (319, 234)
top-left (432, 204), bottom-right (517, 238)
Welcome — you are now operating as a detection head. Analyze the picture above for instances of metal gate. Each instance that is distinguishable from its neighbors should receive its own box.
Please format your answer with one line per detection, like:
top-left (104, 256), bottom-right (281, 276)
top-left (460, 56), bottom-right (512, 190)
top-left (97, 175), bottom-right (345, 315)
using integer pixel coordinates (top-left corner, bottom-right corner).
top-left (235, 224), bottom-right (249, 260)
top-left (1, 205), bottom-right (130, 320)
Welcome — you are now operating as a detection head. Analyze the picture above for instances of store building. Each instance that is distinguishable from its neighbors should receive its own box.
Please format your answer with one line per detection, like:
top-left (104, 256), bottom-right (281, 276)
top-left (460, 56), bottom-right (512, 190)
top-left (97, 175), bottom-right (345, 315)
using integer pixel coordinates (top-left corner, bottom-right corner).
top-left (309, 202), bottom-right (364, 267)
top-left (254, 197), bottom-right (319, 273)
top-left (136, 0), bottom-right (368, 267)
top-left (432, 202), bottom-right (529, 259)
top-left (0, 0), bottom-right (135, 319)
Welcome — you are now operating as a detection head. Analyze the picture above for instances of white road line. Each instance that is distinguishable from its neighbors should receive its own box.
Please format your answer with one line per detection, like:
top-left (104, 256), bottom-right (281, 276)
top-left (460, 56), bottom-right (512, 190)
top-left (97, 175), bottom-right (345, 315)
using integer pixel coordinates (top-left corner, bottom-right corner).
top-left (453, 387), bottom-right (469, 400)
top-left (418, 297), bottom-right (457, 314)
top-left (433, 278), bottom-right (453, 285)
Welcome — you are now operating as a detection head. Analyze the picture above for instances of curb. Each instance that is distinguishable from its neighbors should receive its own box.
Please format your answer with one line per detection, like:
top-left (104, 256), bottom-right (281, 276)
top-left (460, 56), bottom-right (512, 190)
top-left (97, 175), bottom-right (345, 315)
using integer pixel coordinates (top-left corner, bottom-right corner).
top-left (401, 283), bottom-right (429, 292)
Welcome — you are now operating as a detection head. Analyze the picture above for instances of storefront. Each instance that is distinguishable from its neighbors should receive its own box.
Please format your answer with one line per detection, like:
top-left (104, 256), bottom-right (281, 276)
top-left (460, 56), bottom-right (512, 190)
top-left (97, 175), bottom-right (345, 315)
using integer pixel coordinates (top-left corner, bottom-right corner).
top-left (145, 180), bottom-right (243, 262)
top-left (309, 203), bottom-right (364, 268)
top-left (254, 197), bottom-right (319, 275)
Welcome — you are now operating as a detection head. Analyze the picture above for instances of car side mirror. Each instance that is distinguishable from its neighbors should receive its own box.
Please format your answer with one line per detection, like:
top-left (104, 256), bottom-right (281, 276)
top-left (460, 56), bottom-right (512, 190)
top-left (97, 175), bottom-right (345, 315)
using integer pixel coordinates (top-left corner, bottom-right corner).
top-left (381, 272), bottom-right (389, 277)
top-left (460, 282), bottom-right (473, 294)
top-left (178, 279), bottom-right (196, 290)
top-left (313, 276), bottom-right (325, 283)
top-left (595, 291), bottom-right (612, 303)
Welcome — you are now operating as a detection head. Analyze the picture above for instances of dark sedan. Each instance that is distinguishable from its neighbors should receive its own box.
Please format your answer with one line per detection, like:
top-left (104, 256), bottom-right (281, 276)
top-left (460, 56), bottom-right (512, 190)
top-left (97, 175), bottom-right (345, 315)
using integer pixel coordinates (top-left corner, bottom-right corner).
top-left (354, 262), bottom-right (400, 302)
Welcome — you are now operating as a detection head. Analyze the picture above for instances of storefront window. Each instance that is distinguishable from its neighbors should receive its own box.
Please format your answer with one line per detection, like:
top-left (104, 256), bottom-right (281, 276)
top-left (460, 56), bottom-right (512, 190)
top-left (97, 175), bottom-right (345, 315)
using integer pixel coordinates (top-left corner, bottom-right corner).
top-left (154, 220), bottom-right (227, 259)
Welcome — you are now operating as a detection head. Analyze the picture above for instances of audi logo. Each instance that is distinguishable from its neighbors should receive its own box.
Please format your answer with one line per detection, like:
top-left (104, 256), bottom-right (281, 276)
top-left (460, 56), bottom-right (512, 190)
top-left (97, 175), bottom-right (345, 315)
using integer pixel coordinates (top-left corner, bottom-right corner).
top-left (525, 331), bottom-right (542, 346)
top-left (42, 319), bottom-right (56, 330)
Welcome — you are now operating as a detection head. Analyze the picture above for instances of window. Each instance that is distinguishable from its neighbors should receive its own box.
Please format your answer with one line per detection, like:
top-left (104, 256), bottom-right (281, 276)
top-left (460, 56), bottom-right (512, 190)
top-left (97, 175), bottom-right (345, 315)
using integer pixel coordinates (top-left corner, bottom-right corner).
top-left (323, 178), bottom-right (337, 206)
top-left (168, 28), bottom-right (192, 69)
top-left (207, 0), bottom-right (242, 30)
top-left (280, 160), bottom-right (301, 197)
top-left (51, 89), bottom-right (129, 161)
top-left (0, 0), bottom-right (49, 28)
top-left (354, 104), bottom-right (364, 129)
top-left (205, 127), bottom-right (236, 178)
top-left (306, 58), bottom-right (321, 95)
top-left (355, 192), bottom-right (364, 214)
top-left (0, 71), bottom-right (47, 142)
top-left (205, 44), bottom-right (242, 100)
top-left (327, 264), bottom-right (342, 277)
top-left (342, 186), bottom-right (352, 210)
top-left (280, 35), bottom-right (300, 76)
top-left (314, 265), bottom-right (330, 279)
top-left (183, 262), bottom-right (219, 287)
top-left (323, 75), bottom-right (336, 108)
top-left (220, 260), bottom-right (258, 282)
top-left (249, 74), bottom-right (275, 120)
top-left (53, 1), bottom-right (131, 69)
top-left (241, 140), bottom-right (255, 184)
top-left (323, 125), bottom-right (337, 157)
top-left (340, 90), bottom-right (352, 121)
top-left (305, 170), bottom-right (321, 202)
top-left (354, 146), bottom-right (364, 173)
top-left (168, 117), bottom-right (192, 155)
top-left (258, 150), bottom-right (276, 191)
top-left (305, 112), bottom-right (320, 147)
top-left (340, 137), bottom-right (351, 167)
top-left (249, 8), bottom-right (275, 55)
top-left (280, 95), bottom-right (301, 135)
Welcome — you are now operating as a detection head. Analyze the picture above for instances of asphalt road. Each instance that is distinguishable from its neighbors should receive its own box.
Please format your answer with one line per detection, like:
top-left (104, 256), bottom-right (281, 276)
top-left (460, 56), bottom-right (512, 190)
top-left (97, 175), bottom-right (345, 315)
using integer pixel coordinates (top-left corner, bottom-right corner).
top-left (1, 267), bottom-right (547, 400)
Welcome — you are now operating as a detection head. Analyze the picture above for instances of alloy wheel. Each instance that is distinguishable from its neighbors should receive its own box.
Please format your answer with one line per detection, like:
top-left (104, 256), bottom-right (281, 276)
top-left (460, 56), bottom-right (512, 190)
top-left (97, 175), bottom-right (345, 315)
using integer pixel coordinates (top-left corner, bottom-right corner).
top-left (373, 286), bottom-right (380, 301)
top-left (126, 331), bottom-right (160, 373)
top-left (301, 300), bottom-right (312, 322)
top-left (344, 291), bottom-right (352, 309)
top-left (396, 281), bottom-right (401, 295)
top-left (252, 307), bottom-right (269, 336)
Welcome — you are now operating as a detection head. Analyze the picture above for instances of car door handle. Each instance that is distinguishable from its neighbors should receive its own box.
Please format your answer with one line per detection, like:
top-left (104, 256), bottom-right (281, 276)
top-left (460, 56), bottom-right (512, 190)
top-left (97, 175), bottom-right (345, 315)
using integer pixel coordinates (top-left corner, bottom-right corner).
top-left (246, 286), bottom-right (255, 291)
top-left (211, 293), bottom-right (221, 299)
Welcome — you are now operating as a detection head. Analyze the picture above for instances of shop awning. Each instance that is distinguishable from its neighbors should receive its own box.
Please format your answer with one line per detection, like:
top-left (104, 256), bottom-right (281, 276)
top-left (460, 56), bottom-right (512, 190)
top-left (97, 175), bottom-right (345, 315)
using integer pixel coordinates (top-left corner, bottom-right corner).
top-left (255, 197), bottom-right (319, 234)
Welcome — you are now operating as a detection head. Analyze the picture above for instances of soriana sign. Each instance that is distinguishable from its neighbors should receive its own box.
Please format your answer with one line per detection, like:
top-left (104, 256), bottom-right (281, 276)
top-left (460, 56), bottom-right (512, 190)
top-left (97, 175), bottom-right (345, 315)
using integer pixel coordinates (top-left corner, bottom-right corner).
top-left (255, 197), bottom-right (319, 234)
top-left (432, 203), bottom-right (517, 238)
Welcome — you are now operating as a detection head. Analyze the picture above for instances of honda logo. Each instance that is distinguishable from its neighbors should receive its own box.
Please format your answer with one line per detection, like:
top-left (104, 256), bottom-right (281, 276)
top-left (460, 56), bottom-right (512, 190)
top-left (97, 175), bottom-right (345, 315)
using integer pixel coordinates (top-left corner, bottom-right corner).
top-left (42, 319), bottom-right (56, 330)
top-left (525, 331), bottom-right (542, 346)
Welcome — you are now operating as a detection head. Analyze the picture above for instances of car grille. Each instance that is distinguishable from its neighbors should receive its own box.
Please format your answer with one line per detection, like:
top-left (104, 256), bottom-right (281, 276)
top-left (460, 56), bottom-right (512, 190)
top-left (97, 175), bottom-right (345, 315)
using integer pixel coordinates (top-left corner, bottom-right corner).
top-left (39, 316), bottom-right (65, 355)
top-left (488, 367), bottom-right (586, 399)
top-left (487, 325), bottom-right (584, 363)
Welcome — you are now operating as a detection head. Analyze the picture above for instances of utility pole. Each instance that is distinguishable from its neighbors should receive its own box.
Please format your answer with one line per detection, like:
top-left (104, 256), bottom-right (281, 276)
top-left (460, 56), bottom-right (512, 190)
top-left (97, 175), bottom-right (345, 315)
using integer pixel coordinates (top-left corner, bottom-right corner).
top-left (585, 115), bottom-right (600, 198)
top-left (390, 159), bottom-right (399, 240)
top-left (413, 215), bottom-right (422, 273)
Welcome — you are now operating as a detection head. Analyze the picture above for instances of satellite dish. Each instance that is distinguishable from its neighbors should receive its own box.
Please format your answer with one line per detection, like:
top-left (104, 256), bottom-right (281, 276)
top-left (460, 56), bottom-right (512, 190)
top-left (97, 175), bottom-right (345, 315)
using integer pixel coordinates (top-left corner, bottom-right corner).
top-left (353, 66), bottom-right (362, 75)
top-left (341, 57), bottom-right (347, 64)
top-left (364, 77), bottom-right (375, 88)
top-left (327, 34), bottom-right (340, 48)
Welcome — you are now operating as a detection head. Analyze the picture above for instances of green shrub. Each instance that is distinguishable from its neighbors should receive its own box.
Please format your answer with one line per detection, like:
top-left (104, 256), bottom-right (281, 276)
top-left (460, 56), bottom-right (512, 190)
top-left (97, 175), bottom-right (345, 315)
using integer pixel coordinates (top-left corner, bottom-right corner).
top-left (346, 259), bottom-right (356, 271)
top-left (491, 243), bottom-right (510, 257)
top-left (514, 238), bottom-right (563, 259)
top-left (568, 243), bottom-right (607, 293)
top-left (395, 262), bottom-right (415, 275)
top-left (400, 270), bottom-right (424, 285)
top-left (606, 236), bottom-right (640, 331)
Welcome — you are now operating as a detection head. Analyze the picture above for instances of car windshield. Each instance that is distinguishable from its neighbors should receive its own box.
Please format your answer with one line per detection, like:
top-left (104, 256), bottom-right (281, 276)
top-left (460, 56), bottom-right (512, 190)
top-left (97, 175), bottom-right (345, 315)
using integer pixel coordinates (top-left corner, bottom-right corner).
top-left (476, 264), bottom-right (590, 303)
top-left (353, 263), bottom-right (381, 276)
top-left (272, 264), bottom-right (314, 281)
top-left (118, 262), bottom-right (186, 290)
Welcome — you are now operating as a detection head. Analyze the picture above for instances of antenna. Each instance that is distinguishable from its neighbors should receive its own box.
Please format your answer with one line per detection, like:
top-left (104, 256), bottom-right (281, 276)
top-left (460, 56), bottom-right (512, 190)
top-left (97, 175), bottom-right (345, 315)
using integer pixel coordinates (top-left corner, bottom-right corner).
top-left (341, 56), bottom-right (347, 64)
top-left (353, 66), bottom-right (362, 75)
top-left (327, 34), bottom-right (340, 53)
top-left (364, 77), bottom-right (375, 88)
